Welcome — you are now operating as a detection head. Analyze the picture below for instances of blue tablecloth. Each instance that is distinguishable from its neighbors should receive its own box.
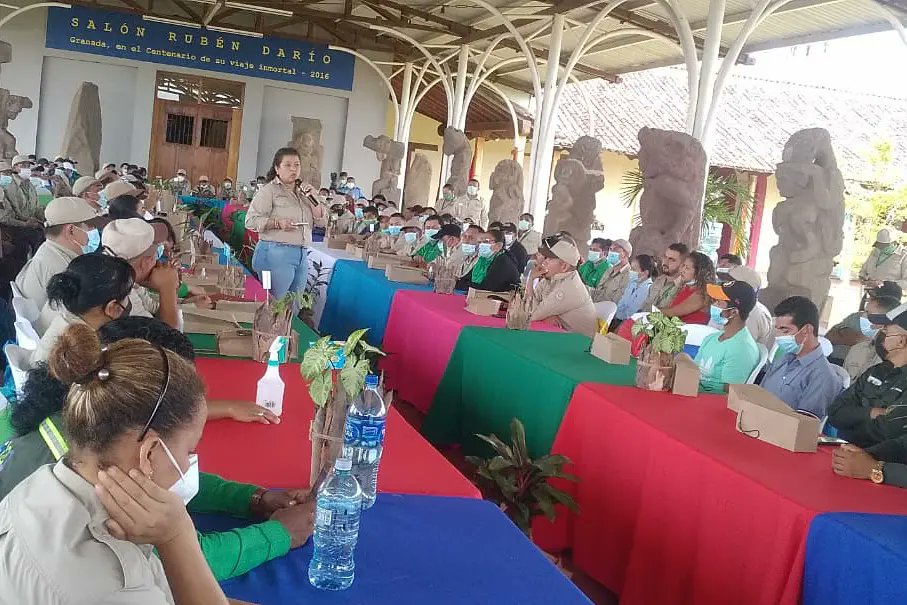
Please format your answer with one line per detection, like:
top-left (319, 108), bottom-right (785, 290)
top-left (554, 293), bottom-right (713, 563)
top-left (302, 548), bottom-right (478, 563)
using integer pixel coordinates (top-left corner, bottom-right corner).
top-left (196, 493), bottom-right (590, 604)
top-left (318, 260), bottom-right (432, 344)
top-left (804, 513), bottom-right (907, 605)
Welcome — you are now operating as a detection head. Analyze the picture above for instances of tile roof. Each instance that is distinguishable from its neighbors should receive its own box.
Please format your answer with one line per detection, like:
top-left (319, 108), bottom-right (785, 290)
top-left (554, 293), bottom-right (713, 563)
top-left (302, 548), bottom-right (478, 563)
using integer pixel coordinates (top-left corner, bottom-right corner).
top-left (555, 67), bottom-right (907, 181)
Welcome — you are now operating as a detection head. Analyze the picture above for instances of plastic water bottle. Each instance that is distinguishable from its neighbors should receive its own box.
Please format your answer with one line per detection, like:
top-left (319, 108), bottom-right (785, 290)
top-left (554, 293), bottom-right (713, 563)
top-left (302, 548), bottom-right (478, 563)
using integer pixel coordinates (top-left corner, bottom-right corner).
top-left (255, 337), bottom-right (287, 416)
top-left (343, 374), bottom-right (386, 509)
top-left (308, 458), bottom-right (363, 590)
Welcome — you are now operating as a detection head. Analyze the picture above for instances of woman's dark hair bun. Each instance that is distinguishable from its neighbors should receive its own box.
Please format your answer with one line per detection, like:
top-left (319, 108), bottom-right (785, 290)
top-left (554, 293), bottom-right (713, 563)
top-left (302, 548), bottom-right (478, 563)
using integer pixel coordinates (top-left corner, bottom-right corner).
top-left (48, 324), bottom-right (104, 386)
top-left (46, 272), bottom-right (81, 308)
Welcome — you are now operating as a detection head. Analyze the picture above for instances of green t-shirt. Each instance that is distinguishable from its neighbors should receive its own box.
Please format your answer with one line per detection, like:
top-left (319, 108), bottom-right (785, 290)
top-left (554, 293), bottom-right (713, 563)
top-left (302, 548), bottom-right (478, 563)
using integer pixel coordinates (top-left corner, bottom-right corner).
top-left (694, 328), bottom-right (761, 393)
top-left (578, 259), bottom-right (610, 287)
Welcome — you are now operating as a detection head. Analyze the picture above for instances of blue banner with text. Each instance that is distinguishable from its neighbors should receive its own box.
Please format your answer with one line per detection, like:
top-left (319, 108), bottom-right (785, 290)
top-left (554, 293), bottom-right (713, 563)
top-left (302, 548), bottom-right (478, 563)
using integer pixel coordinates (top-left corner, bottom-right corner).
top-left (45, 6), bottom-right (355, 91)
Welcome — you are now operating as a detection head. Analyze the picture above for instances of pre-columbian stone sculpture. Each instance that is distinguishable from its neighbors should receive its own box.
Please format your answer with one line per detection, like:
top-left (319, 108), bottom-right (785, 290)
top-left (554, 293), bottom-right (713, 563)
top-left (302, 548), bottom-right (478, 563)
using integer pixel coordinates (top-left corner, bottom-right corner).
top-left (488, 159), bottom-right (524, 225)
top-left (404, 152), bottom-right (432, 204)
top-left (760, 128), bottom-right (845, 311)
top-left (363, 134), bottom-right (404, 203)
top-left (543, 135), bottom-right (604, 253)
top-left (442, 126), bottom-right (472, 196)
top-left (629, 127), bottom-right (707, 258)
top-left (0, 40), bottom-right (33, 160)
top-left (287, 117), bottom-right (323, 187)
top-left (60, 82), bottom-right (102, 175)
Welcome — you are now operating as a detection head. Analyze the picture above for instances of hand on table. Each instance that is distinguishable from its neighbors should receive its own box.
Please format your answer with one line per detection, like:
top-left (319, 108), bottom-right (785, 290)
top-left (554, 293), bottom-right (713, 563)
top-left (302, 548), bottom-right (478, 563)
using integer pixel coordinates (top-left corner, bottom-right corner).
top-left (832, 444), bottom-right (877, 480)
top-left (95, 466), bottom-right (195, 547)
top-left (270, 499), bottom-right (316, 548)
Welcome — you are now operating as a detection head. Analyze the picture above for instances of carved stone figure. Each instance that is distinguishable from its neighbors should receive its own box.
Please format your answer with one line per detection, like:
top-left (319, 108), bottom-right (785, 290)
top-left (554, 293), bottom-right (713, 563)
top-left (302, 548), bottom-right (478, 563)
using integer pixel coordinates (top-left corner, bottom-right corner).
top-left (0, 41), bottom-right (32, 160)
top-left (363, 134), bottom-right (404, 203)
top-left (543, 136), bottom-right (604, 253)
top-left (760, 128), bottom-right (845, 311)
top-left (442, 126), bottom-right (472, 197)
top-left (488, 159), bottom-right (524, 225)
top-left (628, 128), bottom-right (707, 258)
top-left (404, 152), bottom-right (432, 205)
top-left (287, 117), bottom-right (323, 187)
top-left (60, 82), bottom-right (102, 174)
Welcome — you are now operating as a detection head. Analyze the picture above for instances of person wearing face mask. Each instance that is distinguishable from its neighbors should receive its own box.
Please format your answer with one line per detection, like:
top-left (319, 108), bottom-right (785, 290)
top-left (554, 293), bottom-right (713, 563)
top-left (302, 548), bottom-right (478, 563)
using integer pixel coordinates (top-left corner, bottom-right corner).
top-left (826, 281), bottom-right (903, 366)
top-left (71, 175), bottom-right (105, 214)
top-left (218, 177), bottom-right (235, 201)
top-left (759, 296), bottom-right (844, 418)
top-left (859, 228), bottom-right (907, 291)
top-left (101, 218), bottom-right (180, 329)
top-left (14, 197), bottom-right (103, 311)
top-left (578, 238), bottom-right (613, 288)
top-left (828, 303), bottom-right (907, 488)
top-left (661, 251), bottom-right (715, 325)
top-left (192, 175), bottom-right (217, 199)
top-left (613, 254), bottom-right (659, 327)
top-left (441, 180), bottom-right (488, 228)
top-left (694, 280), bottom-right (761, 393)
top-left (411, 215), bottom-right (444, 263)
top-left (455, 229), bottom-right (519, 292)
top-left (844, 296), bottom-right (901, 380)
top-left (590, 239), bottom-right (633, 304)
top-left (528, 234), bottom-right (597, 337)
top-left (168, 168), bottom-right (192, 197)
top-left (500, 222), bottom-right (529, 272)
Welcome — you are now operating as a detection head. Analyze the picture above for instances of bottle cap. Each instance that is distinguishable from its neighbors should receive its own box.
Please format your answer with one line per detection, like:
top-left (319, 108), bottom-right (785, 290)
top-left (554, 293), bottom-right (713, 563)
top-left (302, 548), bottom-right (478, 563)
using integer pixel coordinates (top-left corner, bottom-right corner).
top-left (365, 374), bottom-right (379, 388)
top-left (334, 458), bottom-right (352, 471)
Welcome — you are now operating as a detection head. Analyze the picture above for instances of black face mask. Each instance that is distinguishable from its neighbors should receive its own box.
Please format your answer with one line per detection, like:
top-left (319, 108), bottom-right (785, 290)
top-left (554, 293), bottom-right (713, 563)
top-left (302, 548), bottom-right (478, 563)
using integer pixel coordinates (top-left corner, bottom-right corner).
top-left (874, 331), bottom-right (889, 361)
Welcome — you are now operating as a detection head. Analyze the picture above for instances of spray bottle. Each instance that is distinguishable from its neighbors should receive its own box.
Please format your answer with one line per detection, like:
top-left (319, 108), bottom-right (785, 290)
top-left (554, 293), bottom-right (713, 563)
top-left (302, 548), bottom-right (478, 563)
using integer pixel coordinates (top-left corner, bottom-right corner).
top-left (256, 336), bottom-right (288, 416)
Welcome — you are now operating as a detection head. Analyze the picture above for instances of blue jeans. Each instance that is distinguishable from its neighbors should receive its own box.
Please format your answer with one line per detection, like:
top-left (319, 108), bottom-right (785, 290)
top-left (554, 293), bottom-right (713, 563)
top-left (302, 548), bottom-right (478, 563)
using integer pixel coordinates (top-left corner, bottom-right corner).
top-left (252, 240), bottom-right (309, 301)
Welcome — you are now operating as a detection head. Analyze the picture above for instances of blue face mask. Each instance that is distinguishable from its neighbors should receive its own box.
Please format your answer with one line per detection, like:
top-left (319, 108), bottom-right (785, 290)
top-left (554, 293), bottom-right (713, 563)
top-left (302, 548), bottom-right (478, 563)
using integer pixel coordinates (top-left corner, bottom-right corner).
top-left (0, 174), bottom-right (11, 187)
top-left (404, 232), bottom-right (418, 244)
top-left (461, 243), bottom-right (476, 256)
top-left (860, 316), bottom-right (879, 339)
top-left (478, 242), bottom-right (494, 258)
top-left (775, 333), bottom-right (803, 355)
top-left (710, 304), bottom-right (728, 326)
top-left (387, 225), bottom-right (402, 236)
top-left (607, 251), bottom-right (621, 265)
top-left (354, 208), bottom-right (364, 219)
top-left (425, 228), bottom-right (439, 239)
top-left (77, 227), bottom-right (101, 254)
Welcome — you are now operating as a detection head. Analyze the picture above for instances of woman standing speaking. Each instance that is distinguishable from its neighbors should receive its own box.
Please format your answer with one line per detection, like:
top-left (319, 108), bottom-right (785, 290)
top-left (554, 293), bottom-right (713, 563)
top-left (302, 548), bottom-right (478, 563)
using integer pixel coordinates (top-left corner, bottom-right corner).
top-left (247, 147), bottom-right (325, 300)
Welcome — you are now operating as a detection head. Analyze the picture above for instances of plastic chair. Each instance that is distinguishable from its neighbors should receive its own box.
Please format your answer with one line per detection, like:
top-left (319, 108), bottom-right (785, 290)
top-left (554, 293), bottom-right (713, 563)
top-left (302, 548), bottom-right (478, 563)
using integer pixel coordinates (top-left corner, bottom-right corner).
top-left (12, 297), bottom-right (39, 326)
top-left (4, 343), bottom-right (32, 396)
top-left (594, 301), bottom-right (618, 326)
top-left (14, 320), bottom-right (40, 351)
top-left (747, 343), bottom-right (770, 384)
top-left (681, 324), bottom-right (719, 347)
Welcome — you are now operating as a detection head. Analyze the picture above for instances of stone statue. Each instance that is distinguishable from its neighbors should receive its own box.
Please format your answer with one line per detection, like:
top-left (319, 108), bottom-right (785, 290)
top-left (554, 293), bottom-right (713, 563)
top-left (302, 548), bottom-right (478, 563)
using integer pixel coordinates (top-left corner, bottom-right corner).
top-left (0, 40), bottom-right (32, 160)
top-left (442, 126), bottom-right (472, 196)
top-left (363, 134), bottom-right (404, 203)
top-left (404, 152), bottom-right (432, 205)
top-left (628, 127), bottom-right (707, 257)
top-left (60, 82), bottom-right (102, 175)
top-left (287, 117), bottom-right (323, 187)
top-left (543, 136), bottom-right (604, 253)
top-left (760, 128), bottom-right (845, 311)
top-left (488, 159), bottom-right (524, 225)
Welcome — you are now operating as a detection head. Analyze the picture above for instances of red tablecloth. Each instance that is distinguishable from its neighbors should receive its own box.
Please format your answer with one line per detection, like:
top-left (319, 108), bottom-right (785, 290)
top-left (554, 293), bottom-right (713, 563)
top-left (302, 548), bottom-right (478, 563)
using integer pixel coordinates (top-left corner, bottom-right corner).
top-left (381, 290), bottom-right (561, 413)
top-left (533, 383), bottom-right (907, 605)
top-left (195, 358), bottom-right (480, 498)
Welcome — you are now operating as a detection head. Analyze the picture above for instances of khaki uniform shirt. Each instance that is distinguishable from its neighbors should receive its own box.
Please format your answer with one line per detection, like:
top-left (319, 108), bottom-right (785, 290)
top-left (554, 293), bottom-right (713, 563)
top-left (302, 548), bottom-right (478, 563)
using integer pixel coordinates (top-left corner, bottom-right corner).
top-left (15, 239), bottom-right (79, 310)
top-left (0, 462), bottom-right (175, 604)
top-left (644, 274), bottom-right (680, 311)
top-left (860, 247), bottom-right (907, 289)
top-left (531, 270), bottom-right (598, 337)
top-left (0, 176), bottom-right (42, 226)
top-left (591, 263), bottom-right (631, 304)
top-left (246, 178), bottom-right (325, 247)
top-left (439, 195), bottom-right (488, 228)
top-left (31, 310), bottom-right (84, 365)
top-left (518, 230), bottom-right (542, 255)
top-left (844, 340), bottom-right (880, 381)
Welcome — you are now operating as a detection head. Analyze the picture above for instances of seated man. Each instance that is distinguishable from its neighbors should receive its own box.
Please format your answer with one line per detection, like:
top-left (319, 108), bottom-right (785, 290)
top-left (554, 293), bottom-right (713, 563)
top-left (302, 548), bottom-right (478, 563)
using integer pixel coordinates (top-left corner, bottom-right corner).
top-left (826, 281), bottom-right (902, 364)
top-left (590, 239), bottom-right (633, 303)
top-left (828, 303), bottom-right (907, 488)
top-left (501, 222), bottom-right (529, 273)
top-left (527, 234), bottom-right (597, 337)
top-left (844, 295), bottom-right (901, 380)
top-left (455, 229), bottom-right (519, 293)
top-left (694, 280), bottom-right (761, 393)
top-left (760, 296), bottom-right (844, 418)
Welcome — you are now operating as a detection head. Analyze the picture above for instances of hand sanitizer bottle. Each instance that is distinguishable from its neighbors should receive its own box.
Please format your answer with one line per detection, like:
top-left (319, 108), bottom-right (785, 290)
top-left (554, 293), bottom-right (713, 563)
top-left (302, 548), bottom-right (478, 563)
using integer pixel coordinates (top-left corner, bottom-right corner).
top-left (256, 336), bottom-right (287, 416)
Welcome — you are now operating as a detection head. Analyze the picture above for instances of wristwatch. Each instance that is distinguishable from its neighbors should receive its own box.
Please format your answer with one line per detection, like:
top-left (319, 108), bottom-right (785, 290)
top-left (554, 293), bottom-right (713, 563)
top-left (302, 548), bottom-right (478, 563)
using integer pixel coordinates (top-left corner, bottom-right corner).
top-left (870, 461), bottom-right (886, 484)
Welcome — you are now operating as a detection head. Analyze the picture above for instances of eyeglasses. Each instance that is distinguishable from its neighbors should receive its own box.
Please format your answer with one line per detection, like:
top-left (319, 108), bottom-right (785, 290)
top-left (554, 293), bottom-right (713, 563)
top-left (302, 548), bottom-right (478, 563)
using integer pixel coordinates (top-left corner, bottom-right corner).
top-left (138, 347), bottom-right (171, 441)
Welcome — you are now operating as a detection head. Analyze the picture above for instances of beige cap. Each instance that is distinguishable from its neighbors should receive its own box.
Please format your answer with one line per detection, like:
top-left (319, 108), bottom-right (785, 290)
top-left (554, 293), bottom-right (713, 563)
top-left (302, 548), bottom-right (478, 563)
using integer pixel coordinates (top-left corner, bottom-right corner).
top-left (102, 218), bottom-right (155, 259)
top-left (541, 238), bottom-right (581, 267)
top-left (877, 228), bottom-right (894, 244)
top-left (72, 175), bottom-right (100, 197)
top-left (104, 180), bottom-right (139, 200)
top-left (44, 197), bottom-right (100, 227)
top-left (728, 265), bottom-right (762, 290)
top-left (612, 238), bottom-right (633, 256)
top-left (11, 154), bottom-right (31, 167)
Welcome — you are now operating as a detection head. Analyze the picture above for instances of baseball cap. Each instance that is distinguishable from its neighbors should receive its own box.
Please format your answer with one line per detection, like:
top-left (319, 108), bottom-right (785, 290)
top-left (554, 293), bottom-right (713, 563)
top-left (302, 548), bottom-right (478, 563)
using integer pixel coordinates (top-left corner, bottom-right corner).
top-left (44, 197), bottom-right (101, 227)
top-left (11, 154), bottom-right (31, 167)
top-left (72, 175), bottom-right (101, 197)
top-left (868, 281), bottom-right (903, 301)
top-left (432, 224), bottom-right (462, 240)
top-left (877, 229), bottom-right (894, 244)
top-left (728, 265), bottom-right (762, 290)
top-left (612, 238), bottom-right (632, 256)
top-left (540, 233), bottom-right (581, 267)
top-left (706, 280), bottom-right (757, 315)
top-left (104, 180), bottom-right (139, 200)
top-left (102, 218), bottom-right (155, 260)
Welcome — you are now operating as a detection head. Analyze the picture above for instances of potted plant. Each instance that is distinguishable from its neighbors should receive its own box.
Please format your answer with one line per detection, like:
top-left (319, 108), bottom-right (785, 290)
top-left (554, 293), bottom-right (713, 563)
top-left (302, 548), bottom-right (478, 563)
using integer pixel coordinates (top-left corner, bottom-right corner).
top-left (466, 418), bottom-right (579, 536)
top-left (631, 312), bottom-right (686, 391)
top-left (301, 329), bottom-right (385, 484)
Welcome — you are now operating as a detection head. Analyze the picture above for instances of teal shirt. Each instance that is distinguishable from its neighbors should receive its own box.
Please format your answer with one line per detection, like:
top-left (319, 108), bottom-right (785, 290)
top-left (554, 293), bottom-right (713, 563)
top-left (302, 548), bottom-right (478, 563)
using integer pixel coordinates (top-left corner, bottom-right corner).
top-left (694, 328), bottom-right (761, 393)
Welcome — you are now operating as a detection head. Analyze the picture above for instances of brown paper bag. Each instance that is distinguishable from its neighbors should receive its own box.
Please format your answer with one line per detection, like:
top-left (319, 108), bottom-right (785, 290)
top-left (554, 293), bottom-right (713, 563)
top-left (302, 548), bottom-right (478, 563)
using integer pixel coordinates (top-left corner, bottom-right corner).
top-left (386, 265), bottom-right (428, 284)
top-left (590, 333), bottom-right (631, 365)
top-left (730, 384), bottom-right (820, 452)
top-left (671, 353), bottom-right (700, 397)
top-left (465, 298), bottom-right (502, 316)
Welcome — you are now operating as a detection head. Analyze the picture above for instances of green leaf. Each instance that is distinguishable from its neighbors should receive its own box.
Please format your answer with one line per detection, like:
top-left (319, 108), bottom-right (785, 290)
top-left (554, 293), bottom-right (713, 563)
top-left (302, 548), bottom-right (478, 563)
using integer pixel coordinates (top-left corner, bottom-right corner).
top-left (308, 372), bottom-right (332, 407)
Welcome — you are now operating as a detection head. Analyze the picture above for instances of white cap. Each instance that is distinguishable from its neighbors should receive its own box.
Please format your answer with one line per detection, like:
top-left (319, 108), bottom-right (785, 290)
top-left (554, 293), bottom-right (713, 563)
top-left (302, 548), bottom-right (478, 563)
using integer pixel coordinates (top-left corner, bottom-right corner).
top-left (102, 218), bottom-right (155, 259)
top-left (334, 458), bottom-right (352, 471)
top-left (877, 229), bottom-right (894, 244)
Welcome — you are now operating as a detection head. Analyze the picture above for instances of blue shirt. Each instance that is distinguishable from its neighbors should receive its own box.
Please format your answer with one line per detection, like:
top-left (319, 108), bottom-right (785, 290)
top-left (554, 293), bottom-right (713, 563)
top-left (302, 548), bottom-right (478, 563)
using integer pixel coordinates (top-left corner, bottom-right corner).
top-left (615, 277), bottom-right (652, 320)
top-left (760, 344), bottom-right (844, 418)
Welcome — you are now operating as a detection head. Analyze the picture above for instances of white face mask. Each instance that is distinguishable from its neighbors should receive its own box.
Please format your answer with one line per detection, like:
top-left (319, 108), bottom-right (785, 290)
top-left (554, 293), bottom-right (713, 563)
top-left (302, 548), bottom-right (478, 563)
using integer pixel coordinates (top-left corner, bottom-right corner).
top-left (160, 441), bottom-right (199, 505)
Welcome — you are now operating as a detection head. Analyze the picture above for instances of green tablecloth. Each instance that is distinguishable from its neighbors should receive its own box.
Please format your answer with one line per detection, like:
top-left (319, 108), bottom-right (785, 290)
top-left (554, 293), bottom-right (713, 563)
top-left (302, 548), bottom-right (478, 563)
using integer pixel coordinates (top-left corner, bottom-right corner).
top-left (421, 327), bottom-right (637, 458)
top-left (187, 316), bottom-right (318, 359)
